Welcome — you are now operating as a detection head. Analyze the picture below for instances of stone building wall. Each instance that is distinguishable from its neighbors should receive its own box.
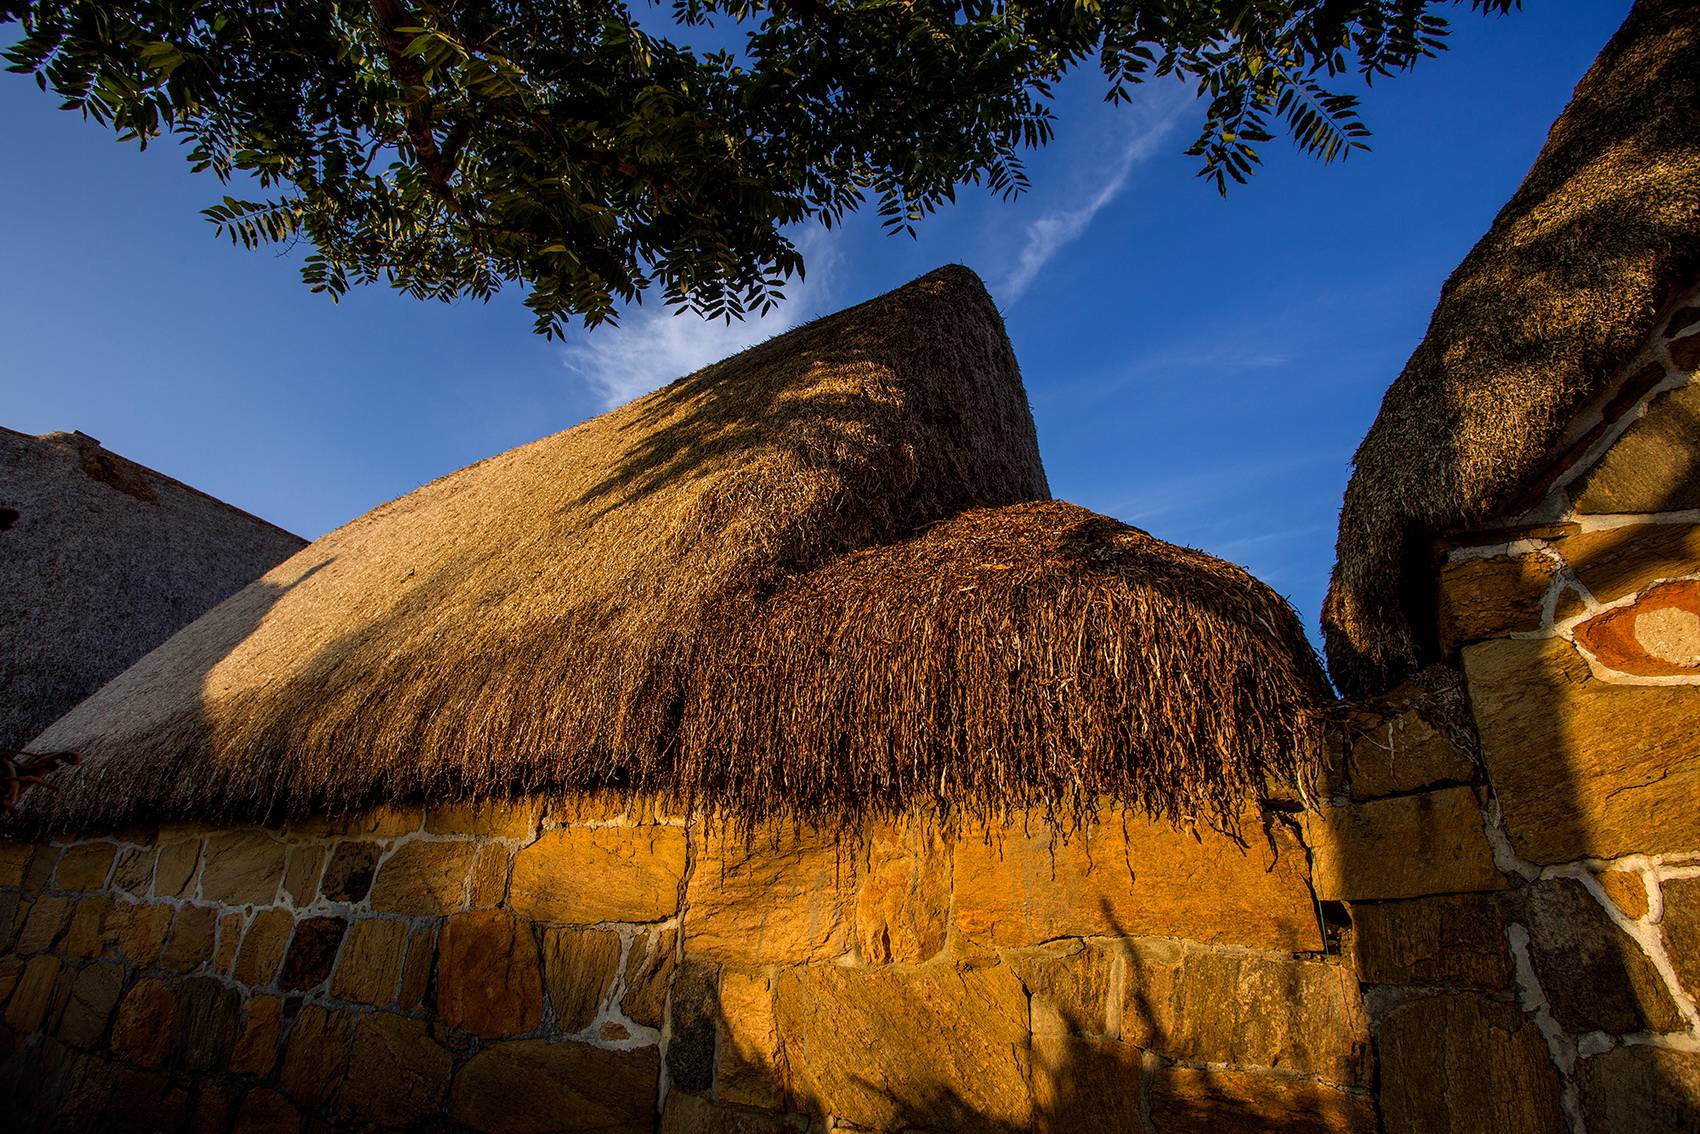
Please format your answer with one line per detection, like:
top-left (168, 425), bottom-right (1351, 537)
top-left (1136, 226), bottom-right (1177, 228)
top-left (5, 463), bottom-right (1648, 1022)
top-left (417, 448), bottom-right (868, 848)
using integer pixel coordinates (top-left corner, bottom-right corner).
top-left (1307, 287), bottom-right (1700, 1133)
top-left (0, 793), bottom-right (1370, 1133)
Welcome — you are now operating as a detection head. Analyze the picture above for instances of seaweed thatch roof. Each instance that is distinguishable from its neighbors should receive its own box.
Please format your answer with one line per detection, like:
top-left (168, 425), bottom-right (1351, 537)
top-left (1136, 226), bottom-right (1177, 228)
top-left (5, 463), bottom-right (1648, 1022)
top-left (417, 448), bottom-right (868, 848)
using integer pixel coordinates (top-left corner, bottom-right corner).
top-left (1324, 0), bottom-right (1700, 698)
top-left (1, 428), bottom-right (304, 752)
top-left (22, 266), bottom-right (1326, 835)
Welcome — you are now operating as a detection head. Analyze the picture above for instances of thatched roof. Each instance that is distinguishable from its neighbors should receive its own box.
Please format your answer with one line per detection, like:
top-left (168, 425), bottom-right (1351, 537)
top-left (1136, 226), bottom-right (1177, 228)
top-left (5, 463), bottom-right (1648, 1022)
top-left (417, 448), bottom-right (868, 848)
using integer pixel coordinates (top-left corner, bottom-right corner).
top-left (22, 266), bottom-right (1326, 834)
top-left (1324, 0), bottom-right (1700, 698)
top-left (1, 428), bottom-right (304, 752)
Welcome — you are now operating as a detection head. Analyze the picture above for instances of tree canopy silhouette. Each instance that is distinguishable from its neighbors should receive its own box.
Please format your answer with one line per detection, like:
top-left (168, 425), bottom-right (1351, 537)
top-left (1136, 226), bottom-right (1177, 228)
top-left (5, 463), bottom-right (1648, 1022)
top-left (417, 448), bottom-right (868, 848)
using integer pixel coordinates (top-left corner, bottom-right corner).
top-left (4, 0), bottom-right (1516, 335)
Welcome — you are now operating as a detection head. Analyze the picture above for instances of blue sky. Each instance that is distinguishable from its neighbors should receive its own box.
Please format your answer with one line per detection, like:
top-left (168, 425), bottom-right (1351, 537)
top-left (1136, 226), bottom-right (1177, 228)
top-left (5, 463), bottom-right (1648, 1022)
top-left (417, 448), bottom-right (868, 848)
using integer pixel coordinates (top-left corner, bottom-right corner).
top-left (0, 2), bottom-right (1632, 647)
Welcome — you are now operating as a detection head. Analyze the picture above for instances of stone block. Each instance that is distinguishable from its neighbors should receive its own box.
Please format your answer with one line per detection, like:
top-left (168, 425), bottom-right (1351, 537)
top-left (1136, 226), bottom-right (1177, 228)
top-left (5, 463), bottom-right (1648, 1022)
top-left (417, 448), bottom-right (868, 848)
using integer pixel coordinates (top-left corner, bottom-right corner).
top-left (290, 805), bottom-right (421, 839)
top-left (319, 841), bottom-right (380, 904)
top-left (60, 895), bottom-right (114, 959)
top-left (0, 887), bottom-right (19, 952)
top-left (437, 909), bottom-right (543, 1038)
top-left (1559, 523), bottom-right (1700, 605)
top-left (0, 841), bottom-right (32, 887)
top-left (658, 1092), bottom-right (796, 1134)
top-left (369, 840), bottom-right (476, 915)
top-left (191, 1079), bottom-right (235, 1134)
top-left (23, 845), bottom-right (61, 894)
top-left (718, 969), bottom-right (783, 1109)
top-left (278, 915), bottom-right (347, 991)
top-left (199, 832), bottom-right (287, 906)
top-left (399, 923), bottom-right (436, 1011)
top-left (102, 897), bottom-right (170, 972)
top-left (667, 960), bottom-right (719, 1092)
top-left (542, 926), bottom-right (620, 1033)
top-left (1120, 940), bottom-right (1372, 1087)
top-left (96, 1065), bottom-right (189, 1131)
top-left (1306, 787), bottom-right (1502, 901)
top-left (1378, 994), bottom-right (1566, 1134)
top-left (448, 1040), bottom-right (660, 1134)
top-left (1032, 1034), bottom-right (1144, 1133)
top-left (279, 1003), bottom-right (355, 1109)
top-left (857, 819), bottom-right (950, 964)
top-left (1577, 1044), bottom-right (1700, 1134)
top-left (0, 953), bottom-right (20, 1004)
top-left (1517, 877), bottom-right (1683, 1034)
top-left (1572, 380), bottom-right (1700, 514)
top-left (16, 893), bottom-right (70, 954)
top-left (773, 962), bottom-right (1031, 1131)
top-left (109, 978), bottom-right (174, 1067)
top-left (510, 826), bottom-right (686, 924)
top-left (232, 995), bottom-right (284, 1076)
top-left (1466, 637), bottom-right (1700, 862)
top-left (954, 807), bottom-right (1320, 951)
top-left (685, 828), bottom-right (855, 965)
top-left (161, 904), bottom-right (219, 973)
top-left (427, 799), bottom-right (543, 839)
top-left (1006, 940), bottom-right (1113, 1037)
top-left (153, 838), bottom-right (202, 899)
top-left (1662, 876), bottom-right (1700, 1001)
top-left (281, 845), bottom-right (327, 907)
top-left (1575, 579), bottom-right (1700, 678)
top-left (53, 961), bottom-right (124, 1049)
top-left (53, 842), bottom-right (117, 892)
top-left (234, 907), bottom-right (295, 988)
top-left (331, 918), bottom-right (408, 1006)
top-left (470, 843), bottom-right (511, 908)
top-left (1597, 869), bottom-right (1651, 921)
top-left (621, 927), bottom-right (677, 1029)
top-left (1148, 1067), bottom-right (1376, 1134)
top-left (1351, 894), bottom-right (1512, 990)
top-left (1345, 709), bottom-right (1477, 801)
top-left (234, 1087), bottom-right (302, 1134)
top-left (334, 1011), bottom-right (453, 1128)
top-left (1436, 553), bottom-right (1556, 648)
top-left (1675, 323), bottom-right (1700, 362)
top-left (167, 976), bottom-right (240, 1072)
top-left (213, 911), bottom-right (243, 974)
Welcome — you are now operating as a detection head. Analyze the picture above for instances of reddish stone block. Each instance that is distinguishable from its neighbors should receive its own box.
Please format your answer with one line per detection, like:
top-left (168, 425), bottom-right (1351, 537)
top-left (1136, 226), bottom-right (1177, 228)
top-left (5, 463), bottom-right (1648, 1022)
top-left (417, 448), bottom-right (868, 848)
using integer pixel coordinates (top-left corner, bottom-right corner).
top-left (437, 909), bottom-right (543, 1038)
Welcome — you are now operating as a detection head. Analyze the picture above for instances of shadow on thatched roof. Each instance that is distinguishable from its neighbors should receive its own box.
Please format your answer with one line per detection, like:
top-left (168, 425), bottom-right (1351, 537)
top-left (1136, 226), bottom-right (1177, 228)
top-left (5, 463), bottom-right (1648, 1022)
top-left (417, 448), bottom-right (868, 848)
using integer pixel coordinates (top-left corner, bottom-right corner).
top-left (1324, 0), bottom-right (1700, 698)
top-left (0, 428), bottom-right (304, 752)
top-left (20, 266), bottom-right (1325, 836)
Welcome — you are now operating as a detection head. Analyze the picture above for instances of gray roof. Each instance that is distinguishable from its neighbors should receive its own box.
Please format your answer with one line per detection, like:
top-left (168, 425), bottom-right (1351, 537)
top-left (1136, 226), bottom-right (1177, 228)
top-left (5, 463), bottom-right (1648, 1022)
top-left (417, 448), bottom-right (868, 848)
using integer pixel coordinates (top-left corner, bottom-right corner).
top-left (1, 427), bottom-right (305, 751)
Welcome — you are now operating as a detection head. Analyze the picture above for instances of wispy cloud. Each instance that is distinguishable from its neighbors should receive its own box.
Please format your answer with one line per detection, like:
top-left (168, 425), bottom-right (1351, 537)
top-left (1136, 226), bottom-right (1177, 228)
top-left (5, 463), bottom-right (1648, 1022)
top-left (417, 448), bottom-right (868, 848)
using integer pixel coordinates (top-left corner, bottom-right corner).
top-left (561, 232), bottom-right (842, 409)
top-left (994, 89), bottom-right (1191, 305)
top-left (1090, 450), bottom-right (1343, 526)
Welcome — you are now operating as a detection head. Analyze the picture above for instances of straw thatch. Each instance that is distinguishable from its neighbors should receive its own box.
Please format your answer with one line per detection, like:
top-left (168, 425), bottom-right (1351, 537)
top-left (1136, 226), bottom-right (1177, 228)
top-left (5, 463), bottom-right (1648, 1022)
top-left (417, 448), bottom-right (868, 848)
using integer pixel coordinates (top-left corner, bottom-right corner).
top-left (0, 428), bottom-right (303, 752)
top-left (679, 500), bottom-right (1328, 829)
top-left (20, 266), bottom-right (1326, 835)
top-left (1324, 0), bottom-right (1700, 698)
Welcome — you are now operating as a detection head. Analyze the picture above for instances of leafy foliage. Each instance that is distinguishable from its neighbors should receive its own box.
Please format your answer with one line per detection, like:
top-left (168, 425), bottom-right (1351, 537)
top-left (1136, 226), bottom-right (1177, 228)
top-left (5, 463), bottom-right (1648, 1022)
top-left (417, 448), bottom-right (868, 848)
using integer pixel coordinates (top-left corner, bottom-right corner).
top-left (2, 1), bottom-right (1517, 335)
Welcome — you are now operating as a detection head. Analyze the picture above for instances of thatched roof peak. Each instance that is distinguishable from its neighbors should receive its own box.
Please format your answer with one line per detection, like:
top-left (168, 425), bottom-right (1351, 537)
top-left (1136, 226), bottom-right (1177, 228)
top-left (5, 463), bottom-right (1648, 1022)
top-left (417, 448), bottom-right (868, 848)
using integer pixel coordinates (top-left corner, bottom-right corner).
top-left (21, 266), bottom-right (1326, 835)
top-left (1324, 0), bottom-right (1700, 697)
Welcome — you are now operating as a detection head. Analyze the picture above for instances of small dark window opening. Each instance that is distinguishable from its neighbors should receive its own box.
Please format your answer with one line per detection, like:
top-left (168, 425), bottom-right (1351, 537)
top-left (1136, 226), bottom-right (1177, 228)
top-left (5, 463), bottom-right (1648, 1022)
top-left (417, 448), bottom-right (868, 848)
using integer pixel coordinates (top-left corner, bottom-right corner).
top-left (0, 507), bottom-right (18, 531)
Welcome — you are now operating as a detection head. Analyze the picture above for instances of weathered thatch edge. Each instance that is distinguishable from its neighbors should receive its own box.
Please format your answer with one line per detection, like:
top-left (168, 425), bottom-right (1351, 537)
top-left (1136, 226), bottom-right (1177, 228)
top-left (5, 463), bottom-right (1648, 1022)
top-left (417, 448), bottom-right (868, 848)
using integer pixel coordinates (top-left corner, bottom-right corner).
top-left (676, 500), bottom-right (1330, 836)
top-left (1323, 0), bottom-right (1700, 697)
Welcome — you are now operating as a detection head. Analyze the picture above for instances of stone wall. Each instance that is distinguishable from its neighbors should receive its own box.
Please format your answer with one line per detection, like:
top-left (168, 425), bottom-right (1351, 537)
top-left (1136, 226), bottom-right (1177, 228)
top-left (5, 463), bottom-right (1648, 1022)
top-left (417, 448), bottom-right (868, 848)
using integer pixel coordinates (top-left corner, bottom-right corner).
top-left (1305, 288), bottom-right (1700, 1133)
top-left (0, 794), bottom-right (1372, 1133)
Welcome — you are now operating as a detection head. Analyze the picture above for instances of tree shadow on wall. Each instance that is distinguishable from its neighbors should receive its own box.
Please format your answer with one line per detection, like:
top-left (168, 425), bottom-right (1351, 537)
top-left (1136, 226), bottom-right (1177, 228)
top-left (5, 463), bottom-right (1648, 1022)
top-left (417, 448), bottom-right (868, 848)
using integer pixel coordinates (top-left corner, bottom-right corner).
top-left (695, 898), bottom-right (1363, 1133)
